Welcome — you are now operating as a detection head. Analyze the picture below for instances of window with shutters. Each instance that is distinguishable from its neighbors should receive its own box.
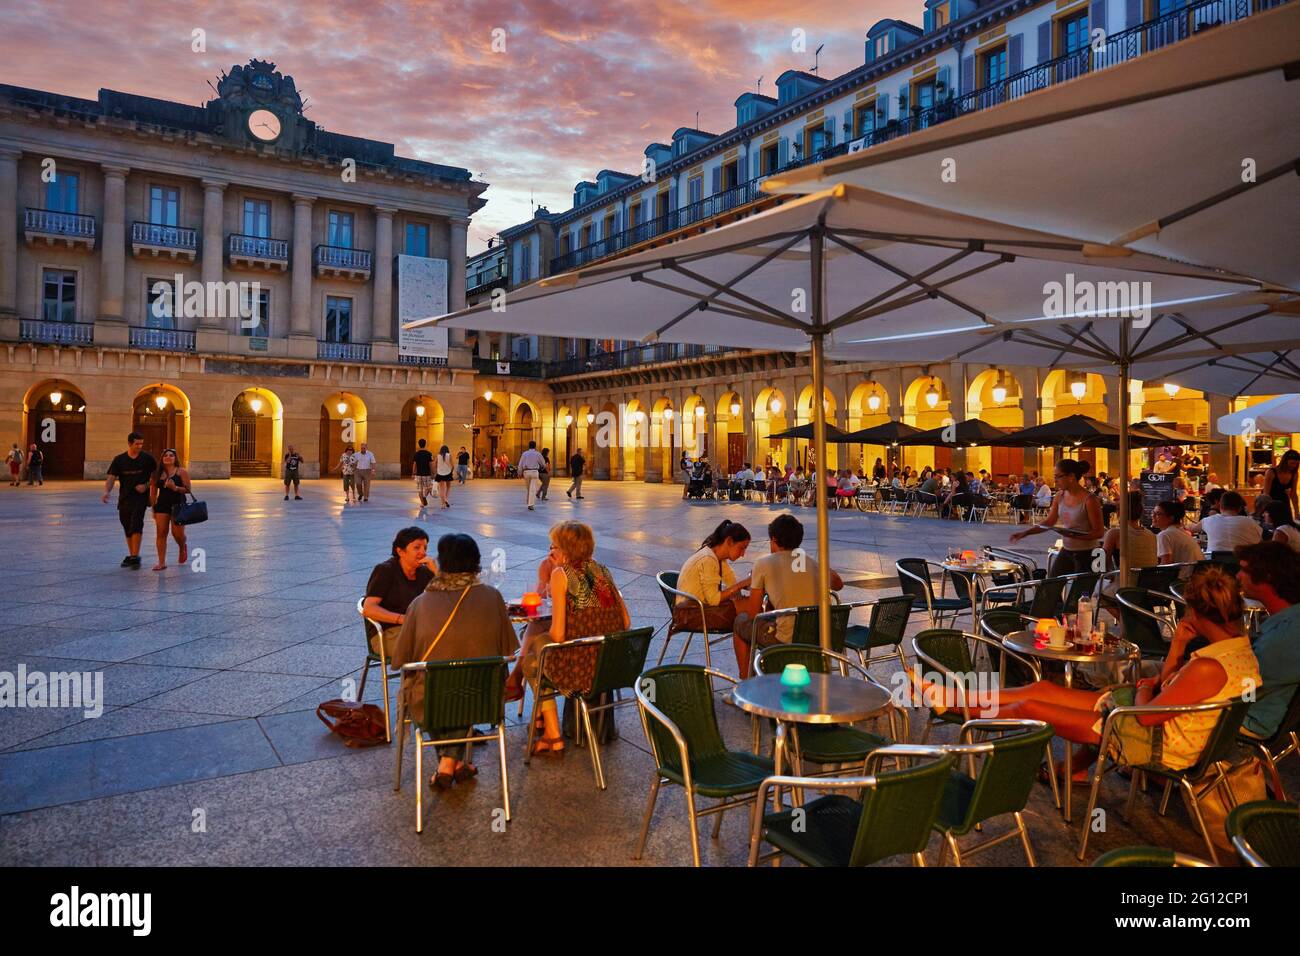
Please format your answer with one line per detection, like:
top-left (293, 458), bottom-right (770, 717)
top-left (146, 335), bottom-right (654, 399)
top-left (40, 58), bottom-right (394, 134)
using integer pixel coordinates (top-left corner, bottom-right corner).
top-left (932, 4), bottom-right (949, 29)
top-left (687, 175), bottom-right (703, 206)
top-left (721, 160), bottom-right (740, 190)
top-left (853, 101), bottom-right (877, 138)
top-left (656, 191), bottom-right (670, 219)
top-left (980, 45), bottom-right (1008, 86)
top-left (761, 143), bottom-right (779, 175)
top-left (1061, 11), bottom-right (1091, 55)
top-left (803, 124), bottom-right (827, 158)
top-left (45, 171), bottom-right (79, 213)
top-left (603, 213), bottom-right (615, 241)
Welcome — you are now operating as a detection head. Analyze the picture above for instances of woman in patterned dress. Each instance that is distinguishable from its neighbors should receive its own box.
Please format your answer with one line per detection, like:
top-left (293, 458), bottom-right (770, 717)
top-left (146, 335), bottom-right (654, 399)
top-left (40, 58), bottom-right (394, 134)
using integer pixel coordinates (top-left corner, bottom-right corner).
top-left (528, 521), bottom-right (630, 755)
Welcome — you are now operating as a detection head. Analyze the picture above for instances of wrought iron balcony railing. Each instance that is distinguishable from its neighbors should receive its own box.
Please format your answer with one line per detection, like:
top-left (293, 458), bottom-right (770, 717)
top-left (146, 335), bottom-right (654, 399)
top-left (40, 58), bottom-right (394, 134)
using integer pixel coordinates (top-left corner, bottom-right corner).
top-left (473, 357), bottom-right (544, 378)
top-left (314, 245), bottom-right (373, 273)
top-left (24, 208), bottom-right (96, 241)
top-left (229, 233), bottom-right (289, 262)
top-left (545, 343), bottom-right (731, 378)
top-left (398, 353), bottom-right (449, 366)
top-left (131, 221), bottom-right (197, 250)
top-left (317, 340), bottom-right (372, 362)
top-left (19, 319), bottom-right (94, 345)
top-left (128, 326), bottom-right (196, 351)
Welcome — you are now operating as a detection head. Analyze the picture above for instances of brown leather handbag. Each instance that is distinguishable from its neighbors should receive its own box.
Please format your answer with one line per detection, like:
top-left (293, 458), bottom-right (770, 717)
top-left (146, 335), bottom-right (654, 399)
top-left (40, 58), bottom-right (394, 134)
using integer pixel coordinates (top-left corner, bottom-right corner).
top-left (316, 699), bottom-right (389, 748)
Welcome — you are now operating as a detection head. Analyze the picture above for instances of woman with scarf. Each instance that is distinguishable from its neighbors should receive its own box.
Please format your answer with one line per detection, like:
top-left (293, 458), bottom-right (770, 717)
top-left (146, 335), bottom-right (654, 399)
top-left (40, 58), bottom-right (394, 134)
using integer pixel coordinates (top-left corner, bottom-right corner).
top-left (526, 521), bottom-right (630, 755)
top-left (389, 533), bottom-right (518, 791)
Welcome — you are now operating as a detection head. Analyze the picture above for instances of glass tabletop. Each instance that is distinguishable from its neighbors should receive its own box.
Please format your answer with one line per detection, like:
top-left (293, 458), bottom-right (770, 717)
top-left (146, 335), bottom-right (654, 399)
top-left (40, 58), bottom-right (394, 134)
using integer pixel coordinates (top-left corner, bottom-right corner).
top-left (1003, 629), bottom-right (1136, 665)
top-left (732, 673), bottom-right (891, 724)
top-left (941, 559), bottom-right (1019, 574)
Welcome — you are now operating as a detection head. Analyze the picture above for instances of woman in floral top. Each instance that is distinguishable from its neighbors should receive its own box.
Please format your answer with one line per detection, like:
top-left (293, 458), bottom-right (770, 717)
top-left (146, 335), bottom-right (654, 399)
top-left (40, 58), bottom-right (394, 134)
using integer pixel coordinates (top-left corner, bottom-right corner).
top-left (529, 520), bottom-right (630, 755)
top-left (335, 444), bottom-right (358, 504)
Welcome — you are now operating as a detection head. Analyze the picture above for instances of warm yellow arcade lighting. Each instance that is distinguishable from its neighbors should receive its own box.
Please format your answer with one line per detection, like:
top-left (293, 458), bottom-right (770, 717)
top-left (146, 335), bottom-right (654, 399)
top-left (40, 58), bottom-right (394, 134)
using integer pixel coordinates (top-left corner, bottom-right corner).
top-left (695, 405), bottom-right (705, 417)
top-left (663, 407), bottom-right (674, 420)
top-left (991, 384), bottom-right (1007, 405)
top-left (249, 396), bottom-right (263, 413)
top-left (925, 382), bottom-right (940, 409)
top-left (1071, 377), bottom-right (1088, 400)
top-left (564, 413), bottom-right (574, 426)
top-left (415, 404), bottom-right (426, 418)
top-left (49, 391), bottom-right (62, 405)
top-left (586, 412), bottom-right (595, 425)
top-left (336, 401), bottom-right (348, 415)
top-left (155, 394), bottom-right (168, 410)
top-left (483, 390), bottom-right (493, 402)
top-left (1163, 382), bottom-right (1181, 398)
top-left (867, 393), bottom-right (881, 412)
top-left (729, 401), bottom-right (741, 417)
top-left (770, 398), bottom-right (782, 414)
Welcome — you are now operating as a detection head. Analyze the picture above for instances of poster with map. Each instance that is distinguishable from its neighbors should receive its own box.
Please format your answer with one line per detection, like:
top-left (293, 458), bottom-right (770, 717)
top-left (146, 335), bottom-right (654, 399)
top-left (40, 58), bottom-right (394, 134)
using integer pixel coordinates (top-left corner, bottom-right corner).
top-left (397, 255), bottom-right (448, 361)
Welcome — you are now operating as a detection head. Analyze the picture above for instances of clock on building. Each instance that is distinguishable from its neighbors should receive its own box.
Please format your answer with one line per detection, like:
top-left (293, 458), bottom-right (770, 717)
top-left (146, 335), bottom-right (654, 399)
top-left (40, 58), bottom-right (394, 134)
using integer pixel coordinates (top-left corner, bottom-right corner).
top-left (247, 109), bottom-right (282, 142)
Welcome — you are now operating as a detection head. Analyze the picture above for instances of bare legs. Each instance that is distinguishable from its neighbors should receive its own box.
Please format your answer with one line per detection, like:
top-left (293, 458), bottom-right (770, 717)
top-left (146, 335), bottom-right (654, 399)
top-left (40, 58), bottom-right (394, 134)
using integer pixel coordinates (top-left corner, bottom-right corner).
top-left (438, 480), bottom-right (450, 509)
top-left (152, 514), bottom-right (187, 570)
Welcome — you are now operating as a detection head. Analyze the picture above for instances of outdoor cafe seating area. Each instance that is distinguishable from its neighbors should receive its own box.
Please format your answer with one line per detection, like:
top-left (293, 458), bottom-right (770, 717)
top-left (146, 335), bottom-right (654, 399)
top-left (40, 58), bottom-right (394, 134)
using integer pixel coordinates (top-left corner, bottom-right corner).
top-left (368, 543), bottom-right (1300, 868)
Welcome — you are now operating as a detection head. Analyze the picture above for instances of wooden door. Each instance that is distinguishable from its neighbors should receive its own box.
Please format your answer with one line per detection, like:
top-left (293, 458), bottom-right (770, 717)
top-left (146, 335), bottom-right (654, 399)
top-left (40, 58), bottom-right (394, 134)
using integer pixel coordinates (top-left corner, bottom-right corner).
top-left (934, 446), bottom-right (952, 472)
top-left (135, 419), bottom-right (169, 463)
top-left (30, 417), bottom-right (84, 478)
top-left (991, 446), bottom-right (1021, 483)
top-left (727, 433), bottom-right (745, 474)
top-left (400, 419), bottom-right (415, 477)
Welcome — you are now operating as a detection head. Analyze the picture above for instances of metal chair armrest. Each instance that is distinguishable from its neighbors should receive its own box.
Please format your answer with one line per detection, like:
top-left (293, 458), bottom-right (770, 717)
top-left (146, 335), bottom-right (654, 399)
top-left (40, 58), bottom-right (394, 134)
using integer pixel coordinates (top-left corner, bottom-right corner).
top-left (1230, 835), bottom-right (1268, 868)
top-left (959, 717), bottom-right (1051, 745)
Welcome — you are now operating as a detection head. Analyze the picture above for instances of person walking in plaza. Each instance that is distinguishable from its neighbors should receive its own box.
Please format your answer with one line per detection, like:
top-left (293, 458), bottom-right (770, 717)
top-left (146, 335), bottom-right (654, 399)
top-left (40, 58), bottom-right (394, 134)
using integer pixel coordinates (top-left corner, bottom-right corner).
top-left (435, 444), bottom-right (454, 509)
top-left (282, 445), bottom-right (303, 500)
top-left (518, 440), bottom-right (545, 510)
top-left (102, 432), bottom-right (156, 569)
top-left (354, 442), bottom-right (377, 502)
top-left (335, 444), bottom-right (357, 504)
top-left (412, 438), bottom-right (434, 508)
top-left (25, 443), bottom-right (43, 486)
top-left (150, 448), bottom-right (191, 571)
top-left (456, 446), bottom-right (470, 484)
top-left (7, 443), bottom-right (22, 486)
top-left (538, 447), bottom-right (552, 501)
top-left (567, 448), bottom-right (585, 499)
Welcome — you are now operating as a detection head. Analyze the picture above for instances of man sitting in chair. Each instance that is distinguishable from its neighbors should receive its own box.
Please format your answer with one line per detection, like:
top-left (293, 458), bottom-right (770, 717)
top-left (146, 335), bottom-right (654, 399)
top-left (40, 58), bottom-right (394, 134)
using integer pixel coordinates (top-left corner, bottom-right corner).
top-left (732, 514), bottom-right (843, 678)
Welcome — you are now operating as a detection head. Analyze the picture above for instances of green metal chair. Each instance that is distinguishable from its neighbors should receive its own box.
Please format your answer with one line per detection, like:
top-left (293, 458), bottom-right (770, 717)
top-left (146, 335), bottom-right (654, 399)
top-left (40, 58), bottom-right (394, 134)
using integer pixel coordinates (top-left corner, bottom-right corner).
top-left (746, 745), bottom-right (955, 867)
top-left (1134, 563), bottom-right (1187, 595)
top-left (1226, 800), bottom-right (1300, 867)
top-left (896, 558), bottom-right (971, 627)
top-left (843, 594), bottom-right (915, 674)
top-left (1077, 696), bottom-right (1253, 864)
top-left (526, 627), bottom-right (654, 790)
top-left (1092, 846), bottom-right (1213, 867)
top-left (633, 664), bottom-right (774, 866)
top-left (911, 628), bottom-right (1041, 741)
top-left (1115, 587), bottom-right (1180, 660)
top-left (754, 644), bottom-right (906, 772)
top-left (1062, 571), bottom-right (1101, 614)
top-left (747, 603), bottom-right (853, 677)
top-left (392, 656), bottom-right (511, 834)
top-left (1239, 683), bottom-right (1300, 801)
top-left (655, 571), bottom-right (732, 672)
top-left (356, 597), bottom-right (399, 743)
top-left (930, 718), bottom-right (1055, 866)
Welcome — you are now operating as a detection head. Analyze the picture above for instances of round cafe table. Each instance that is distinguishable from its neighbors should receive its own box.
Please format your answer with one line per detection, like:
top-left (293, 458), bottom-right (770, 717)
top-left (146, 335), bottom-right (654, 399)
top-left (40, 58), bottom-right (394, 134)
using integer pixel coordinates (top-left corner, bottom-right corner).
top-left (941, 558), bottom-right (1020, 637)
top-left (1001, 629), bottom-right (1139, 823)
top-left (732, 672), bottom-right (891, 810)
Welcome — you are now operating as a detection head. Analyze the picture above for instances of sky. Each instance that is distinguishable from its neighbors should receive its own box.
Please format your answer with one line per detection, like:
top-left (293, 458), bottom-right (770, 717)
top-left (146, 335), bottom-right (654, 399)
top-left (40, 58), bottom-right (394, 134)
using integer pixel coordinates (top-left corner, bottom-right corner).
top-left (0, 0), bottom-right (917, 253)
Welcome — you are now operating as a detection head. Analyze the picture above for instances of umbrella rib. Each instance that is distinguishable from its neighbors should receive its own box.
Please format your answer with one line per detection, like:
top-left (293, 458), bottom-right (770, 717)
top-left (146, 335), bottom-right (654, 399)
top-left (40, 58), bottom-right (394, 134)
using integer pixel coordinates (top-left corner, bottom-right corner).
top-left (1116, 156), bottom-right (1300, 244)
top-left (824, 247), bottom-right (1005, 329)
top-left (648, 233), bottom-right (806, 339)
top-left (823, 237), bottom-right (977, 326)
top-left (1129, 307), bottom-right (1277, 362)
top-left (667, 262), bottom-right (800, 324)
top-left (632, 274), bottom-right (810, 332)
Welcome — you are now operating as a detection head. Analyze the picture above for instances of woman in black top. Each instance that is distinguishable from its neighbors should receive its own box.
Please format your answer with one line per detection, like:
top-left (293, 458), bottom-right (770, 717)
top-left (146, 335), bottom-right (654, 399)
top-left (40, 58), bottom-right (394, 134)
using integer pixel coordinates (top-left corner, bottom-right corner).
top-left (150, 448), bottom-right (191, 570)
top-left (1264, 450), bottom-right (1300, 521)
top-left (363, 527), bottom-right (437, 655)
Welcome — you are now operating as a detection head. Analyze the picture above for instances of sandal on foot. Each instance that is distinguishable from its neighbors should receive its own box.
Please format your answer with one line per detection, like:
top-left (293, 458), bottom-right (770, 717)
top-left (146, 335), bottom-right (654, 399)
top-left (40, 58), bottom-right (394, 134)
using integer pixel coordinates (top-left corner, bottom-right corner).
top-left (430, 772), bottom-right (455, 791)
top-left (453, 764), bottom-right (478, 782)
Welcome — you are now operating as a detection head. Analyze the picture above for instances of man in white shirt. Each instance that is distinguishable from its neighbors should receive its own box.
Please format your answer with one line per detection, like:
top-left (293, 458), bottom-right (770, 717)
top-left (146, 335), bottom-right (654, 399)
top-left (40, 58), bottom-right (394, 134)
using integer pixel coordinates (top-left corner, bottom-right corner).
top-left (1192, 490), bottom-right (1262, 555)
top-left (733, 463), bottom-right (756, 484)
top-left (732, 514), bottom-right (843, 677)
top-left (1153, 499), bottom-right (1205, 570)
top-left (517, 441), bottom-right (546, 510)
top-left (353, 443), bottom-right (377, 502)
top-left (1033, 478), bottom-right (1054, 508)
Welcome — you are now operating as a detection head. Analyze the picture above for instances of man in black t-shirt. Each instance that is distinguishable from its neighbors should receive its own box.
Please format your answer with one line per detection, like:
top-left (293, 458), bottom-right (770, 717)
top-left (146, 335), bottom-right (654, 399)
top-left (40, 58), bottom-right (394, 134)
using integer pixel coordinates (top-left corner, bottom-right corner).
top-left (102, 432), bottom-right (157, 568)
top-left (566, 450), bottom-right (586, 499)
top-left (456, 446), bottom-right (470, 484)
top-left (412, 439), bottom-right (434, 507)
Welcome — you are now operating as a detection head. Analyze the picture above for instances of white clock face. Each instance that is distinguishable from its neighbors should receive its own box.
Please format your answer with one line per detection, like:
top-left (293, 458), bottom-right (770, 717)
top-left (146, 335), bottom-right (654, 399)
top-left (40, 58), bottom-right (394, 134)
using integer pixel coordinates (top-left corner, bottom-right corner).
top-left (248, 109), bottom-right (282, 142)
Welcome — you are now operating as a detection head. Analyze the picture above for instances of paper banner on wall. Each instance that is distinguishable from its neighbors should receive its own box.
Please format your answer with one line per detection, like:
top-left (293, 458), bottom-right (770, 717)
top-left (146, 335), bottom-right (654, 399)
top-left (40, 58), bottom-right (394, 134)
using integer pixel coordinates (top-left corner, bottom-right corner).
top-left (397, 255), bottom-right (449, 360)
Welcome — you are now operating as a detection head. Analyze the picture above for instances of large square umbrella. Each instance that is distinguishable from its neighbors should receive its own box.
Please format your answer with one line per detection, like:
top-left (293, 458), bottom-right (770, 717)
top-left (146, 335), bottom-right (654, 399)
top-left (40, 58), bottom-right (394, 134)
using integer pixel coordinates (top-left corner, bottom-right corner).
top-left (409, 186), bottom-right (1258, 646)
top-left (895, 418), bottom-right (1011, 448)
top-left (1217, 395), bottom-right (1300, 437)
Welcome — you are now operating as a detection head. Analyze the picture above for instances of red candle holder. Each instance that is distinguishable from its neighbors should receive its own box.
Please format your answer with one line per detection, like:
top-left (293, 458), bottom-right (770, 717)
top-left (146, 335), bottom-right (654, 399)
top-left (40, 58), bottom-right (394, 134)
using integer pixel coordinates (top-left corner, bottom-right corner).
top-left (961, 549), bottom-right (977, 563)
top-left (521, 592), bottom-right (542, 616)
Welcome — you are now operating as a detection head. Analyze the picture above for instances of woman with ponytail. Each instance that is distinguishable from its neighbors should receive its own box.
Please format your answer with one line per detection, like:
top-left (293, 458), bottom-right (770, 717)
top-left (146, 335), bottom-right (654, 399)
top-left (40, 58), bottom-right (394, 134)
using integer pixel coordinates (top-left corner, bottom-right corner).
top-left (672, 519), bottom-right (752, 634)
top-left (1010, 458), bottom-right (1104, 576)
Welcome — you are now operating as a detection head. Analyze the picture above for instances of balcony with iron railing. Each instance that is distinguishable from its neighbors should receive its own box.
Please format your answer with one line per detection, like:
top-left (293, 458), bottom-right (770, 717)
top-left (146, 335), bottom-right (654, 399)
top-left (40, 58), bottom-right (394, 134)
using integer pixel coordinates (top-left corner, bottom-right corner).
top-left (317, 340), bottom-right (372, 362)
top-left (24, 208), bottom-right (96, 250)
top-left (398, 352), bottom-right (449, 366)
top-left (549, 0), bottom-right (1276, 277)
top-left (129, 326), bottom-right (196, 351)
top-left (229, 233), bottom-right (290, 271)
top-left (545, 343), bottom-right (732, 378)
top-left (473, 356), bottom-right (544, 378)
top-left (19, 319), bottom-right (94, 345)
top-left (131, 221), bottom-right (198, 261)
top-left (314, 245), bottom-right (372, 280)
top-left (467, 266), bottom-right (509, 297)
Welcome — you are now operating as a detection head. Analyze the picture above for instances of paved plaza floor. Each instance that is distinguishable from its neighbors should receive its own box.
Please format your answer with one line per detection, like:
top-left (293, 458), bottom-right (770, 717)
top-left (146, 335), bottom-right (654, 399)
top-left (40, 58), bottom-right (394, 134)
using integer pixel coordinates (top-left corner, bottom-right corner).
top-left (1, 477), bottom-right (1289, 866)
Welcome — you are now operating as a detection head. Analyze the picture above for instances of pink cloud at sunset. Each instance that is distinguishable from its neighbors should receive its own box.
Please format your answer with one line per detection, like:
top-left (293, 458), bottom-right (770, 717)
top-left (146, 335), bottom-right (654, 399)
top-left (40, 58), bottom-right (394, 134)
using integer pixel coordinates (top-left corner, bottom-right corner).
top-left (0, 0), bottom-right (919, 252)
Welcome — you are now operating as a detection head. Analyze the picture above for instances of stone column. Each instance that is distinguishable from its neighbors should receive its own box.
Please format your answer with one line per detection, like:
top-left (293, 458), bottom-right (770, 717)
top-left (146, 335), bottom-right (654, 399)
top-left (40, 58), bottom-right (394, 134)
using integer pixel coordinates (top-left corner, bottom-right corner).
top-left (0, 149), bottom-right (19, 323)
top-left (370, 206), bottom-right (395, 343)
top-left (289, 194), bottom-right (315, 354)
top-left (98, 164), bottom-right (129, 322)
top-left (477, 331), bottom-right (492, 358)
top-left (199, 179), bottom-right (226, 332)
top-left (1207, 394), bottom-right (1232, 487)
top-left (447, 218), bottom-right (469, 347)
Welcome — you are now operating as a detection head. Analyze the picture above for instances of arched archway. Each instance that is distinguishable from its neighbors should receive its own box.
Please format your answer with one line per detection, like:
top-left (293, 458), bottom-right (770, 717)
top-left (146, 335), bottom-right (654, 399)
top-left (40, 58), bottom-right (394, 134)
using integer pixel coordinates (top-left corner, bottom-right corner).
top-left (623, 399), bottom-right (645, 480)
top-left (555, 405), bottom-right (575, 476)
top-left (796, 385), bottom-right (838, 471)
top-left (230, 387), bottom-right (283, 477)
top-left (967, 369), bottom-right (1025, 481)
top-left (848, 380), bottom-right (891, 475)
top-left (594, 401), bottom-right (619, 480)
top-left (1043, 370), bottom-right (1108, 472)
top-left (23, 379), bottom-right (86, 479)
top-left (473, 392), bottom-right (508, 475)
top-left (651, 397), bottom-right (676, 482)
top-left (681, 395), bottom-right (708, 462)
top-left (904, 374), bottom-right (952, 472)
top-left (132, 383), bottom-right (191, 468)
top-left (715, 391), bottom-right (745, 474)
top-left (508, 399), bottom-right (538, 465)
top-left (754, 387), bottom-right (789, 469)
top-left (320, 392), bottom-right (368, 475)
top-left (399, 396), bottom-right (444, 476)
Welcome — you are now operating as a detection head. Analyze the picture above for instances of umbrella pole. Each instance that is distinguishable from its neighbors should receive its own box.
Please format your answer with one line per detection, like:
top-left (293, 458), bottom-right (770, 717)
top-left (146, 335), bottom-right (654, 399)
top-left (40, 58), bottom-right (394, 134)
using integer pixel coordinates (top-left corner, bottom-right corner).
top-left (810, 228), bottom-right (833, 653)
top-left (1118, 321), bottom-right (1132, 588)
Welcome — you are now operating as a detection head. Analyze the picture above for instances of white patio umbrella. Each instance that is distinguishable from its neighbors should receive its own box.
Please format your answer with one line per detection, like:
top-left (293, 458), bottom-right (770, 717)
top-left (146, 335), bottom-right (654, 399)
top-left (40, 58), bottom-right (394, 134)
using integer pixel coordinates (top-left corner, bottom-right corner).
top-left (408, 185), bottom-right (1258, 646)
top-left (1218, 394), bottom-right (1300, 438)
top-left (763, 1), bottom-right (1300, 291)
